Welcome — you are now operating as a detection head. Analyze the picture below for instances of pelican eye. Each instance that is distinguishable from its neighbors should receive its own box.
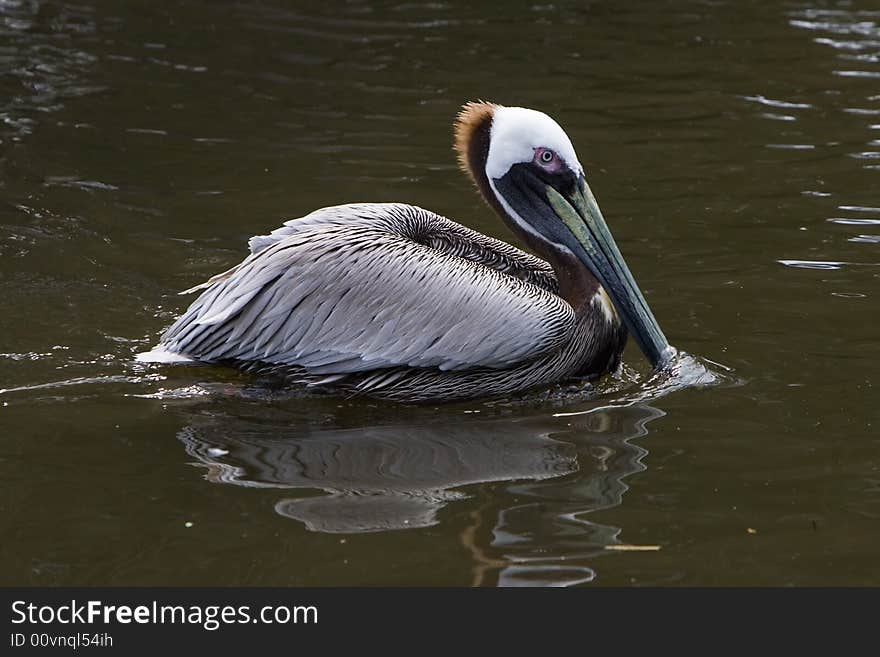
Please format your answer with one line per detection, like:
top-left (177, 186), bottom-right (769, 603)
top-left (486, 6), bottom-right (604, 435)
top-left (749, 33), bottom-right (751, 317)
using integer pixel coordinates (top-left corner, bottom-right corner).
top-left (534, 147), bottom-right (560, 171)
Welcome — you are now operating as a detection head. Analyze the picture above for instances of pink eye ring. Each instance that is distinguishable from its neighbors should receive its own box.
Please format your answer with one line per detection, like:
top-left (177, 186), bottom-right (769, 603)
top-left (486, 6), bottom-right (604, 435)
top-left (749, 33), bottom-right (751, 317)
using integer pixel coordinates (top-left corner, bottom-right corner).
top-left (534, 147), bottom-right (561, 171)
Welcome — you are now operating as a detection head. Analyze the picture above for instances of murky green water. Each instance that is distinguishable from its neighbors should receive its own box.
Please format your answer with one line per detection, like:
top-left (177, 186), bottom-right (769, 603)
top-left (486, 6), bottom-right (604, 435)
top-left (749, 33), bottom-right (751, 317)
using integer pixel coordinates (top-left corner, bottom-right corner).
top-left (1, 0), bottom-right (878, 586)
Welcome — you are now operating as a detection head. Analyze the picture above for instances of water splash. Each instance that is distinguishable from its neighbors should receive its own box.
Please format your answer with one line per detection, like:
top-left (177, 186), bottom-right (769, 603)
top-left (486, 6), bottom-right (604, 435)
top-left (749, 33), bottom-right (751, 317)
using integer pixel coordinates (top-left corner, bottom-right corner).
top-left (551, 351), bottom-right (729, 419)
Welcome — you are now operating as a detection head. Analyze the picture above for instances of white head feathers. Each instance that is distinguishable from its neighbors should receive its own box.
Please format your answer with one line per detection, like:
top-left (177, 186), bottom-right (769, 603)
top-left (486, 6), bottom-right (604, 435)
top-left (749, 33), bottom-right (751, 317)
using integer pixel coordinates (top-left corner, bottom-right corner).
top-left (485, 105), bottom-right (584, 180)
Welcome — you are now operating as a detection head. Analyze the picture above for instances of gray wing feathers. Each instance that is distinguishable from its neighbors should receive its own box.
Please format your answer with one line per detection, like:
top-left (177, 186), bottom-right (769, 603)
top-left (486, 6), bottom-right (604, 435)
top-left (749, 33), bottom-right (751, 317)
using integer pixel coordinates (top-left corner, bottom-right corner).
top-left (160, 204), bottom-right (574, 373)
top-left (249, 204), bottom-right (559, 292)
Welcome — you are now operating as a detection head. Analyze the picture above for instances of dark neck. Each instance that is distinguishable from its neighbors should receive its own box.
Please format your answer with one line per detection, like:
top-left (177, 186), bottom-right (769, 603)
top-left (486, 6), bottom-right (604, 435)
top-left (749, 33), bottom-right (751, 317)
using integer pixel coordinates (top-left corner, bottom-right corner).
top-left (500, 220), bottom-right (600, 313)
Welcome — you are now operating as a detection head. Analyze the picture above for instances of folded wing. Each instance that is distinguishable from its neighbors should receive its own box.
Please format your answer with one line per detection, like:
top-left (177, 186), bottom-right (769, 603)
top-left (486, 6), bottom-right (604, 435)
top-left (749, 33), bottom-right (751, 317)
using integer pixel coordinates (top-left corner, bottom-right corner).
top-left (155, 204), bottom-right (574, 374)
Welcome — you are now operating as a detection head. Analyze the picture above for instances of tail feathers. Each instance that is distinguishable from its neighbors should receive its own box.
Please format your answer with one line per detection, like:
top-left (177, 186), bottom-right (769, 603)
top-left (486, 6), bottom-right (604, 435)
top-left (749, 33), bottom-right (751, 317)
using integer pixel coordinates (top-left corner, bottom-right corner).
top-left (136, 346), bottom-right (197, 364)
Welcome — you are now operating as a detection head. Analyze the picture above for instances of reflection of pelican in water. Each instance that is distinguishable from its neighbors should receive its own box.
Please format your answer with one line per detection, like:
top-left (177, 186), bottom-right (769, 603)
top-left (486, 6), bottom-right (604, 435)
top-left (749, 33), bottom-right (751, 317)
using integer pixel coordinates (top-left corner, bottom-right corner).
top-left (177, 401), bottom-right (663, 586)
top-left (486, 404), bottom-right (663, 586)
top-left (141, 102), bottom-right (675, 402)
top-left (180, 416), bottom-right (577, 533)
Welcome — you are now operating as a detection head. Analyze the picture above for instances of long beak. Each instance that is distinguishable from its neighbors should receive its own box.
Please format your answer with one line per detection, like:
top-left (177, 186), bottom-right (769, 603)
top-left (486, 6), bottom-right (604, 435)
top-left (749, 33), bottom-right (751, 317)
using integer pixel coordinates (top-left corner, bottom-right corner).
top-left (546, 176), bottom-right (675, 370)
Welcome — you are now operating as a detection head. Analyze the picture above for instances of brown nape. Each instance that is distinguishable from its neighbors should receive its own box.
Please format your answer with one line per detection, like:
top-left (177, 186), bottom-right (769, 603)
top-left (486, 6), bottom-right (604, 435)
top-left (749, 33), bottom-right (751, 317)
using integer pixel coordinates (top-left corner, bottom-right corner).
top-left (452, 101), bottom-right (506, 221)
top-left (453, 101), bottom-right (496, 180)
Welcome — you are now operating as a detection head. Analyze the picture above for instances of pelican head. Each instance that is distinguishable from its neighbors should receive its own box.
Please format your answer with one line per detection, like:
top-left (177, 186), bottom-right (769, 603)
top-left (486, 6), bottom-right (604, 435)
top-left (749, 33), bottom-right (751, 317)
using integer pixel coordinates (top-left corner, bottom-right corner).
top-left (455, 101), bottom-right (674, 370)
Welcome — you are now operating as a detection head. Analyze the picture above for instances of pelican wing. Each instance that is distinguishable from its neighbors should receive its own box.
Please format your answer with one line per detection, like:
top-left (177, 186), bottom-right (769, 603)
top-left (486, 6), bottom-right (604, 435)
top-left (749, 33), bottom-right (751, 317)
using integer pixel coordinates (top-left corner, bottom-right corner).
top-left (158, 204), bottom-right (574, 373)
top-left (414, 217), bottom-right (559, 294)
top-left (247, 205), bottom-right (559, 293)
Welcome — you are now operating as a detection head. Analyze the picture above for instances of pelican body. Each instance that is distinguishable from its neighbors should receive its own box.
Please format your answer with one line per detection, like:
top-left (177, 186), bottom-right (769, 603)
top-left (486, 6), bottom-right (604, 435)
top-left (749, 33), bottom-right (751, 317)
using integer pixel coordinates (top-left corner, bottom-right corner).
top-left (140, 102), bottom-right (674, 402)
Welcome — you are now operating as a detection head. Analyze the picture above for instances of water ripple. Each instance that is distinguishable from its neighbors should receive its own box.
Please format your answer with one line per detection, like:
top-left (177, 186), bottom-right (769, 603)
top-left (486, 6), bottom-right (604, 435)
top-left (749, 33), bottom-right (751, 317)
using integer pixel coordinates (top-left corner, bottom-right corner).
top-left (760, 112), bottom-right (797, 122)
top-left (779, 259), bottom-right (845, 270)
top-left (742, 95), bottom-right (812, 109)
top-left (0, 374), bottom-right (165, 397)
top-left (834, 69), bottom-right (880, 78)
top-left (839, 205), bottom-right (880, 212)
top-left (0, 2), bottom-right (100, 143)
top-left (778, 259), bottom-right (880, 269)
top-left (828, 217), bottom-right (880, 225)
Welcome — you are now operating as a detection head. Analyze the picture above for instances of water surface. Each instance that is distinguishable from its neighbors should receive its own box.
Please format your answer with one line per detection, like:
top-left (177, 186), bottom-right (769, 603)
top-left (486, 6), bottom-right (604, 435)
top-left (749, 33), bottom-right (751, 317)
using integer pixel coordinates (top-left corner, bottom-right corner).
top-left (2, 0), bottom-right (879, 586)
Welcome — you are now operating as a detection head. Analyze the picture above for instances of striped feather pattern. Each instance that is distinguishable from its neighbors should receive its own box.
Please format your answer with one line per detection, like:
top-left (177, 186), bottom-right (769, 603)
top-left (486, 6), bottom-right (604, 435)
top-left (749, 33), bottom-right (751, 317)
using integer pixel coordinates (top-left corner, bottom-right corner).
top-left (155, 204), bottom-right (601, 396)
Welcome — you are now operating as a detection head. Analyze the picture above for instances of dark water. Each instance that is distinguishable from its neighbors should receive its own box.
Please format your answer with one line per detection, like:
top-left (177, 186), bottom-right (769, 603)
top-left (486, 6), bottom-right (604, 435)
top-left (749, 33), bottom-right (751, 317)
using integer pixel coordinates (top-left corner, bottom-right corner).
top-left (1, 0), bottom-right (878, 586)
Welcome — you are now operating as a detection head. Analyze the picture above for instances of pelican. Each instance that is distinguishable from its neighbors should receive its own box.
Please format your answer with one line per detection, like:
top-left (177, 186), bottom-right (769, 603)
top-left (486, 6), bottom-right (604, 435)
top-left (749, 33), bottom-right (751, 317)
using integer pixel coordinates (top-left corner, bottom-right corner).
top-left (139, 102), bottom-right (675, 401)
